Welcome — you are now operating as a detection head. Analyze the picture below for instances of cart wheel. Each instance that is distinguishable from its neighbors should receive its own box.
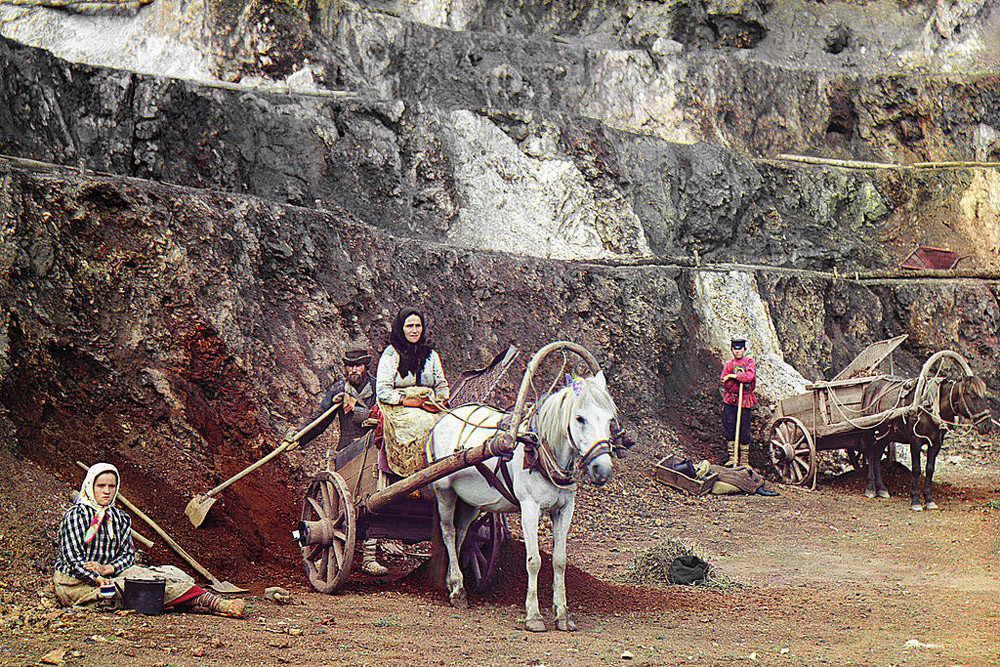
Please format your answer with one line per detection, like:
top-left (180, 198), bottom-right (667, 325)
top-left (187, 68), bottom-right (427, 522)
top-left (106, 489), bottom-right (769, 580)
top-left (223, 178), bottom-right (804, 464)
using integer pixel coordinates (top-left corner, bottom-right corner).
top-left (297, 471), bottom-right (356, 594)
top-left (460, 512), bottom-right (507, 594)
top-left (768, 416), bottom-right (816, 486)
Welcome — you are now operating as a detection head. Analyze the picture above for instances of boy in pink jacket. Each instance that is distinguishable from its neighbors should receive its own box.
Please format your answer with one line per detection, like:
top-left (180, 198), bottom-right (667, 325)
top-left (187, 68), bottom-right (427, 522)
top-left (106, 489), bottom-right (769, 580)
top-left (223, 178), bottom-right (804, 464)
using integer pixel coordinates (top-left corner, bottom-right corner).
top-left (720, 336), bottom-right (756, 467)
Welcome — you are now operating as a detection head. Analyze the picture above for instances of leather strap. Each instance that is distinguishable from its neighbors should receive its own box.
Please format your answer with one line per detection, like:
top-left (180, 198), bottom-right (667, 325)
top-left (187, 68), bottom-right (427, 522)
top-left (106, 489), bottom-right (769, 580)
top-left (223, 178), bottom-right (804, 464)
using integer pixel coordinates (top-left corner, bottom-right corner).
top-left (475, 460), bottom-right (519, 507)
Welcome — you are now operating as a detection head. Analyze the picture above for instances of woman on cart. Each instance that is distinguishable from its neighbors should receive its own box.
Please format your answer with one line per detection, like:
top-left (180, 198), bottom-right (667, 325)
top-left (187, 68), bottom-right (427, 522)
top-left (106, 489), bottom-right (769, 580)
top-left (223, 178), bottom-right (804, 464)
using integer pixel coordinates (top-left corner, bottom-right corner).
top-left (376, 307), bottom-right (450, 477)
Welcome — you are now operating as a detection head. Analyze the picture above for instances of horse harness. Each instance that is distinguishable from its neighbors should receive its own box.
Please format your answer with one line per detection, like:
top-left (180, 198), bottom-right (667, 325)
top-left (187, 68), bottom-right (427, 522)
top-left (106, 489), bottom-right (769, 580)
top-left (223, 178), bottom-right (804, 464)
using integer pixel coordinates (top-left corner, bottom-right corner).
top-left (951, 381), bottom-right (989, 426)
top-left (872, 376), bottom-right (988, 448)
top-left (474, 414), bottom-right (613, 508)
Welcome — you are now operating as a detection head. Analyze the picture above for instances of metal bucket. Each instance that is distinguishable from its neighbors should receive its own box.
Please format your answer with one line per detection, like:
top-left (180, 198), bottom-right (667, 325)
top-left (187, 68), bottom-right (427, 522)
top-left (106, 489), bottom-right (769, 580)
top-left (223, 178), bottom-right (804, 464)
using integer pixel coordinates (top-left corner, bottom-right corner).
top-left (123, 578), bottom-right (165, 615)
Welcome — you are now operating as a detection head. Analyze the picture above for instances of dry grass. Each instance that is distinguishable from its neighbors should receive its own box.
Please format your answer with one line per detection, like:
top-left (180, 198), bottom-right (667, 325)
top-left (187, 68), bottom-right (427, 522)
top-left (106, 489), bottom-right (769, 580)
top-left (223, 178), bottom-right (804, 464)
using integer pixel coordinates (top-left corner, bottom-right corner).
top-left (619, 536), bottom-right (742, 590)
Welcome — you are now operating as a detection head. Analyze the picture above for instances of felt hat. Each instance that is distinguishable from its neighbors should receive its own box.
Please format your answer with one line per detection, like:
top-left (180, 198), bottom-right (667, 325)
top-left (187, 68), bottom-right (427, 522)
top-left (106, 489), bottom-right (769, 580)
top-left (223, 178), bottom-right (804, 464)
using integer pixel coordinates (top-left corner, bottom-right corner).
top-left (342, 349), bottom-right (371, 366)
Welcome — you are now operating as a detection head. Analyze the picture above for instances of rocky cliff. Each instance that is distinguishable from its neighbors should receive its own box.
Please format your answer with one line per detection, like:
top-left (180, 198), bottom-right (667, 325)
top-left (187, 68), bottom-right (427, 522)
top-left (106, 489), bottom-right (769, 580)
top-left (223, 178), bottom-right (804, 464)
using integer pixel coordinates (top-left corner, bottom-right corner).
top-left (1, 0), bottom-right (999, 571)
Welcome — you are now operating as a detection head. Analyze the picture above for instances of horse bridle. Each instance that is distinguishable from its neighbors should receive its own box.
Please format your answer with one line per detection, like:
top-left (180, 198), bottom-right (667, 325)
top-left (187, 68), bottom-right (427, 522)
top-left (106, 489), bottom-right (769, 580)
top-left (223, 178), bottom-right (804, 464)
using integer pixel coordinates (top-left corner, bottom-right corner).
top-left (951, 381), bottom-right (990, 425)
top-left (567, 427), bottom-right (612, 476)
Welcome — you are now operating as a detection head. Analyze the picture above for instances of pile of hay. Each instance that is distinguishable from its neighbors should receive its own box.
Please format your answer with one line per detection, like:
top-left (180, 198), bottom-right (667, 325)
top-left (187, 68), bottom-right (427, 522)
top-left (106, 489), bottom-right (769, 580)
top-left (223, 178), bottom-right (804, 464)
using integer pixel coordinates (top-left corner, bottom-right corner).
top-left (619, 536), bottom-right (740, 590)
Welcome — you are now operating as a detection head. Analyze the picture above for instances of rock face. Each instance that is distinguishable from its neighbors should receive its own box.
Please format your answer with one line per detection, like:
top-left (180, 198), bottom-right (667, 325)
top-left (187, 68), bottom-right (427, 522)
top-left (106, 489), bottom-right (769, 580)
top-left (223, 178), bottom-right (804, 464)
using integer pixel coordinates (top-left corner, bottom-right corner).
top-left (1, 1), bottom-right (1000, 573)
top-left (0, 37), bottom-right (901, 269)
top-left (0, 165), bottom-right (686, 565)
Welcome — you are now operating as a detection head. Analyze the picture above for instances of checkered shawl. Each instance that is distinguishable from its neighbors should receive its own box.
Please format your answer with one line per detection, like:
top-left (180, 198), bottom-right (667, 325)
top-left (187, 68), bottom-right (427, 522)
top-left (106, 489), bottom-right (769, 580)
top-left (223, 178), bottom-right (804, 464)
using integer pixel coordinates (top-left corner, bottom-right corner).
top-left (54, 504), bottom-right (135, 585)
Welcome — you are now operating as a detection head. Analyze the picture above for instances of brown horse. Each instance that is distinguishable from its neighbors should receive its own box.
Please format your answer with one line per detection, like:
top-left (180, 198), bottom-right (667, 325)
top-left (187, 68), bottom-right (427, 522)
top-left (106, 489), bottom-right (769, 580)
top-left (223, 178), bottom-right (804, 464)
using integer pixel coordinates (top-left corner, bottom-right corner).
top-left (861, 374), bottom-right (990, 510)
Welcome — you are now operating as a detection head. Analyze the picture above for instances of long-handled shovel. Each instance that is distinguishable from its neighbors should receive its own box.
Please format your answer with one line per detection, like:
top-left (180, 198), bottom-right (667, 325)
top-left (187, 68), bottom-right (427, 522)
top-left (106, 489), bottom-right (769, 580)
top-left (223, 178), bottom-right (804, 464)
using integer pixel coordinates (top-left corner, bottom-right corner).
top-left (75, 461), bottom-right (247, 594)
top-left (185, 395), bottom-right (344, 528)
top-left (731, 382), bottom-right (744, 468)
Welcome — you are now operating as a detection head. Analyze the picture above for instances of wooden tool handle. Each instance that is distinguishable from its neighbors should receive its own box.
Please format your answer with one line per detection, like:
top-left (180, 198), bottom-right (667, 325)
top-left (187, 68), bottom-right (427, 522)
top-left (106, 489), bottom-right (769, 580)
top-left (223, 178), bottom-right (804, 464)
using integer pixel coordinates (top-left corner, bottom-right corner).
top-left (76, 461), bottom-right (214, 581)
top-left (202, 397), bottom-right (344, 499)
top-left (734, 383), bottom-right (744, 451)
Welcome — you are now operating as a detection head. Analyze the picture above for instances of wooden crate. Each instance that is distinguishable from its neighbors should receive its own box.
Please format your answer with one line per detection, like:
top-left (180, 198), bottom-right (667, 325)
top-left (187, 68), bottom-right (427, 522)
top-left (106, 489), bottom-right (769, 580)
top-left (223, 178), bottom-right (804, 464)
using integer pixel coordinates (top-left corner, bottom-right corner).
top-left (652, 455), bottom-right (717, 496)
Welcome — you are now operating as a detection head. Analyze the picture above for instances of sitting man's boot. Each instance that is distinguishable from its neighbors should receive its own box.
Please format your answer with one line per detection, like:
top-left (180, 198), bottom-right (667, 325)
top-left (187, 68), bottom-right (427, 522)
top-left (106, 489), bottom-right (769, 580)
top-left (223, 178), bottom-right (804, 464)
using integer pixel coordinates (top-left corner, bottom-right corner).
top-left (756, 486), bottom-right (780, 497)
top-left (360, 538), bottom-right (388, 576)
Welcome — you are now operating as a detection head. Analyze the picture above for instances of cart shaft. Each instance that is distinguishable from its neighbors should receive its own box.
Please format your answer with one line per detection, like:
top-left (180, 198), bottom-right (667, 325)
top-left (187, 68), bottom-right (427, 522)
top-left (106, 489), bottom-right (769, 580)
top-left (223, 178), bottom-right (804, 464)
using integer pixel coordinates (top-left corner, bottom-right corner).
top-left (365, 434), bottom-right (516, 514)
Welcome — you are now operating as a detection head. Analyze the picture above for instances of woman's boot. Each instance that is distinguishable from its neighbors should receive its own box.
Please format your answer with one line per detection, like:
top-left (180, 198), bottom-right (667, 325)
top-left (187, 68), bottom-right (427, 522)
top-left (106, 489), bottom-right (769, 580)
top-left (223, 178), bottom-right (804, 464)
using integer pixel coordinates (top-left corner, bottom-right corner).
top-left (194, 592), bottom-right (246, 618)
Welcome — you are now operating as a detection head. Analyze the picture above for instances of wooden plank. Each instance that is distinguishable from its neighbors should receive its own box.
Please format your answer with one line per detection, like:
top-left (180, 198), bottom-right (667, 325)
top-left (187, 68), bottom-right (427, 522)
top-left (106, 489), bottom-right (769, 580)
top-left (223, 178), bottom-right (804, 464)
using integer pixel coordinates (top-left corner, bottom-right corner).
top-left (826, 384), bottom-right (867, 422)
top-left (832, 335), bottom-right (907, 381)
top-left (814, 404), bottom-right (915, 437)
top-left (817, 387), bottom-right (830, 426)
top-left (806, 375), bottom-right (881, 390)
top-left (778, 393), bottom-right (815, 420)
top-left (652, 456), bottom-right (716, 496)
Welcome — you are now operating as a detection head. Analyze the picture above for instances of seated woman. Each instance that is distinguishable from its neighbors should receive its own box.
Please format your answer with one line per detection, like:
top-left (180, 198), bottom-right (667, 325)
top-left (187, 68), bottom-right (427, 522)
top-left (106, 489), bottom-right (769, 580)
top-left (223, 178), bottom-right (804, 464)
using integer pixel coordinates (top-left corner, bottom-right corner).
top-left (53, 462), bottom-right (246, 618)
top-left (376, 307), bottom-right (450, 477)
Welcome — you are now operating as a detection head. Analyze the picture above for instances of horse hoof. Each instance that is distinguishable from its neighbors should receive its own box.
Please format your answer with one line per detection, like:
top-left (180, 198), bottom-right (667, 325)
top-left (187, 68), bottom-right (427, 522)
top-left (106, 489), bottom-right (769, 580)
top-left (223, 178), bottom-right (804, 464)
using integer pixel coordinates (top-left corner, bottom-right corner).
top-left (556, 618), bottom-right (577, 632)
top-left (878, 490), bottom-right (890, 499)
top-left (910, 504), bottom-right (923, 511)
top-left (865, 489), bottom-right (875, 499)
top-left (524, 618), bottom-right (547, 633)
top-left (449, 590), bottom-right (468, 609)
top-left (925, 502), bottom-right (939, 510)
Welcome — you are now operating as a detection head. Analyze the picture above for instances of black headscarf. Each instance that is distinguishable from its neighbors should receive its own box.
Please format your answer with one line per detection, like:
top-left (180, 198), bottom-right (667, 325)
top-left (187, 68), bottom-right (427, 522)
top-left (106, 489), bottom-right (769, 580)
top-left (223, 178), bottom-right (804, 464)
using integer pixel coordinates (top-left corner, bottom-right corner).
top-left (390, 307), bottom-right (433, 380)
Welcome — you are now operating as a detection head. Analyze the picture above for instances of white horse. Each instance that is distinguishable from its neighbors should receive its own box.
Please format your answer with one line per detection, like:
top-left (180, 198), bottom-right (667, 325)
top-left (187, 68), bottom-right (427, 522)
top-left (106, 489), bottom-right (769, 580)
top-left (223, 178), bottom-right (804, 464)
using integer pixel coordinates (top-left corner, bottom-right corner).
top-left (429, 371), bottom-right (617, 632)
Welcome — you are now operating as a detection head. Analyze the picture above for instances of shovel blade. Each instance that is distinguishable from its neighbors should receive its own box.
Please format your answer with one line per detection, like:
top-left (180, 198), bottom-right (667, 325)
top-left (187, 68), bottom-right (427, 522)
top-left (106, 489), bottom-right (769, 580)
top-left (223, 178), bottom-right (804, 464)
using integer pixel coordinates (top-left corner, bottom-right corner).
top-left (184, 494), bottom-right (217, 528)
top-left (209, 578), bottom-right (249, 594)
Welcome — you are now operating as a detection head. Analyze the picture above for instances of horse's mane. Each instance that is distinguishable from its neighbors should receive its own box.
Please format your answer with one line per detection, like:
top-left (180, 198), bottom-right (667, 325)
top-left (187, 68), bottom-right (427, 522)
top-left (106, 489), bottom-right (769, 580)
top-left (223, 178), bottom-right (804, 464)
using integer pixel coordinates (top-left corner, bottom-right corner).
top-left (536, 375), bottom-right (617, 451)
top-left (962, 375), bottom-right (987, 398)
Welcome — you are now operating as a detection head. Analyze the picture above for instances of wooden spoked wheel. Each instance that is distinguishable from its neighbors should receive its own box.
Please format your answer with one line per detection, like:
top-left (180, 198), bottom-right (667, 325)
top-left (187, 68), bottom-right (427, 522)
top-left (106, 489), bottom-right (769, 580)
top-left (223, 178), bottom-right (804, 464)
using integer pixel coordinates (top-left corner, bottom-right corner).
top-left (768, 416), bottom-right (816, 485)
top-left (297, 471), bottom-right (356, 594)
top-left (460, 512), bottom-right (507, 594)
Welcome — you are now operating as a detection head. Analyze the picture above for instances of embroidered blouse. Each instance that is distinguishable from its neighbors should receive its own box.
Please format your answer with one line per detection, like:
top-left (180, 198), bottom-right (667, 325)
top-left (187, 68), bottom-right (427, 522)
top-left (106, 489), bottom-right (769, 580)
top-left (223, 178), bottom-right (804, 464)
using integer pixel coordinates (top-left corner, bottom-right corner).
top-left (376, 346), bottom-right (450, 405)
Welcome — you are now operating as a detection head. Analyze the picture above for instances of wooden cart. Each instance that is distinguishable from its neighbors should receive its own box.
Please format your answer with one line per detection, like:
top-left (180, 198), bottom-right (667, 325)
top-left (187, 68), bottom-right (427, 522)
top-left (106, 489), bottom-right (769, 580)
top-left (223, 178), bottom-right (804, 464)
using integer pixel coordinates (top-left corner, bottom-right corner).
top-left (767, 335), bottom-right (973, 488)
top-left (292, 342), bottom-right (605, 595)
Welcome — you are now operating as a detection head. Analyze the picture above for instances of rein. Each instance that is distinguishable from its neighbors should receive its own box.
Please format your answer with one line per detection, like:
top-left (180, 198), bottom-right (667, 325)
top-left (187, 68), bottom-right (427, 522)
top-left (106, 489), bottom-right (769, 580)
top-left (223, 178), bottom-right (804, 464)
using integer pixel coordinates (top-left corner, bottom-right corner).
top-left (524, 424), bottom-right (612, 489)
top-left (953, 382), bottom-right (990, 425)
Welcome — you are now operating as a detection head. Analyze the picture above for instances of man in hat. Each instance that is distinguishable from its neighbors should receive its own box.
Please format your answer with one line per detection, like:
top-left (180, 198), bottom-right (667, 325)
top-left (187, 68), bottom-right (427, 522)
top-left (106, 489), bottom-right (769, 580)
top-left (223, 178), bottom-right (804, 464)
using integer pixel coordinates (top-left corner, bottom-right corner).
top-left (284, 348), bottom-right (388, 575)
top-left (720, 336), bottom-right (757, 468)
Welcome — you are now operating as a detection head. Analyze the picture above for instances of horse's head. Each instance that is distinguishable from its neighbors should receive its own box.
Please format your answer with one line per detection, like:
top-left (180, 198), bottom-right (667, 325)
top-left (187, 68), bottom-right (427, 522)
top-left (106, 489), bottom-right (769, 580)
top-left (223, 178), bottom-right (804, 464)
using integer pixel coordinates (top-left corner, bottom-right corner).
top-left (953, 375), bottom-right (991, 435)
top-left (539, 371), bottom-right (617, 486)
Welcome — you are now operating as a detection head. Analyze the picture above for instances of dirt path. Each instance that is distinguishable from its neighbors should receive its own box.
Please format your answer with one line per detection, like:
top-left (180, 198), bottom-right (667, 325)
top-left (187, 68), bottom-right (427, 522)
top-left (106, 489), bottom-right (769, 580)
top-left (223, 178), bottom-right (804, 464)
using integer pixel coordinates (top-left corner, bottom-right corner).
top-left (3, 448), bottom-right (999, 667)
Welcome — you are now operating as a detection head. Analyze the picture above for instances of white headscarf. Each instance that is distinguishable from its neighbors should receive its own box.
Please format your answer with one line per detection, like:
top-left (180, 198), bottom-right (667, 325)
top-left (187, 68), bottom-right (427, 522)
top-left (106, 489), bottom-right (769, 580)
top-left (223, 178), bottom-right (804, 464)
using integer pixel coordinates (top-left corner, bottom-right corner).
top-left (78, 462), bottom-right (120, 544)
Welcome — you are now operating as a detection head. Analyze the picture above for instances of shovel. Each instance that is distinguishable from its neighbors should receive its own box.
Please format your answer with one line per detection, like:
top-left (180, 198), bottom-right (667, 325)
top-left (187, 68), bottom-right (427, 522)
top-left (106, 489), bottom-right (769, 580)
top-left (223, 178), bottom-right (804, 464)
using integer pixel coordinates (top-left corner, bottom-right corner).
top-left (75, 461), bottom-right (247, 594)
top-left (185, 395), bottom-right (344, 528)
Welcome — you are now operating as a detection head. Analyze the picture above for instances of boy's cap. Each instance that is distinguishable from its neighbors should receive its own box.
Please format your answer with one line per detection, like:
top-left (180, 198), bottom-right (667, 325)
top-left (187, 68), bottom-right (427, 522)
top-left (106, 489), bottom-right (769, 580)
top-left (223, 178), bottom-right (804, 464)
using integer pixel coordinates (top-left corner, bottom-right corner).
top-left (731, 337), bottom-right (746, 349)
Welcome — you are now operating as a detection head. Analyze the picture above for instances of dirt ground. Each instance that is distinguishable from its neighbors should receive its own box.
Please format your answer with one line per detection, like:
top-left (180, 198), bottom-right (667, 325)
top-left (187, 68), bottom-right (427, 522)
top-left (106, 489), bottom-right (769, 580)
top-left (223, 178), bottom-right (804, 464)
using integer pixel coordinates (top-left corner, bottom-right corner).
top-left (2, 430), bottom-right (999, 667)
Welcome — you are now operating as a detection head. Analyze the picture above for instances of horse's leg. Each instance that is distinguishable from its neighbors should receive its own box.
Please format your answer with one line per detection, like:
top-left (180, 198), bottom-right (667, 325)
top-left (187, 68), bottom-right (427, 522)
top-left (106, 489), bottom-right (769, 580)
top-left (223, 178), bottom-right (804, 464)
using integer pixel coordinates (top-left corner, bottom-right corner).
top-left (908, 437), bottom-right (923, 511)
top-left (864, 435), bottom-right (877, 499)
top-left (924, 435), bottom-right (942, 510)
top-left (550, 497), bottom-right (576, 631)
top-left (434, 486), bottom-right (468, 608)
top-left (520, 500), bottom-right (546, 632)
top-left (873, 438), bottom-right (890, 498)
top-left (453, 499), bottom-right (479, 552)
